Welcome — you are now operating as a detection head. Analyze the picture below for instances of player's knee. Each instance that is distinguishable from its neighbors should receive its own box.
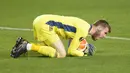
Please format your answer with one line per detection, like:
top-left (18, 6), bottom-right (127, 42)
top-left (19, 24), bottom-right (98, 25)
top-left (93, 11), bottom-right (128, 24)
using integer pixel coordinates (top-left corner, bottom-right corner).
top-left (49, 49), bottom-right (66, 58)
top-left (57, 50), bottom-right (66, 58)
top-left (54, 46), bottom-right (66, 58)
top-left (50, 40), bottom-right (66, 58)
top-left (60, 52), bottom-right (66, 57)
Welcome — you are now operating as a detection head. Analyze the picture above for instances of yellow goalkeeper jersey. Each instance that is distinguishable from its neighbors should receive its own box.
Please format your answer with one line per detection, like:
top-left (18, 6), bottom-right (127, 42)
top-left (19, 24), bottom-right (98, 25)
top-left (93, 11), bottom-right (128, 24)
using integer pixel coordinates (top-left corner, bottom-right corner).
top-left (35, 14), bottom-right (91, 53)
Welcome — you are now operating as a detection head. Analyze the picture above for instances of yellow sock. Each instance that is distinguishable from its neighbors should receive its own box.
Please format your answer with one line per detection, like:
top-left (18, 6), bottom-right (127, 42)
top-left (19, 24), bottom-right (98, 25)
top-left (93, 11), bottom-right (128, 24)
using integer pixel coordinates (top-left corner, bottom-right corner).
top-left (31, 43), bottom-right (40, 51)
top-left (38, 46), bottom-right (56, 57)
top-left (31, 43), bottom-right (56, 57)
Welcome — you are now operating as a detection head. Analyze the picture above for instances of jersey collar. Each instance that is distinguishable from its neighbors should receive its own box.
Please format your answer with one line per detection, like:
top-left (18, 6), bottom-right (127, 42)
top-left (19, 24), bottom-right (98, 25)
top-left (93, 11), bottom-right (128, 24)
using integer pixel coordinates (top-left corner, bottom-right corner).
top-left (88, 24), bottom-right (92, 32)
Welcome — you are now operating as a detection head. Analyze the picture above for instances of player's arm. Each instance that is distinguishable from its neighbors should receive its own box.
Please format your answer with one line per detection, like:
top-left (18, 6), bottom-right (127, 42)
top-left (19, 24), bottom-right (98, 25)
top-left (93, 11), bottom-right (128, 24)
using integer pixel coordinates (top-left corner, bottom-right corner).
top-left (67, 29), bottom-right (85, 56)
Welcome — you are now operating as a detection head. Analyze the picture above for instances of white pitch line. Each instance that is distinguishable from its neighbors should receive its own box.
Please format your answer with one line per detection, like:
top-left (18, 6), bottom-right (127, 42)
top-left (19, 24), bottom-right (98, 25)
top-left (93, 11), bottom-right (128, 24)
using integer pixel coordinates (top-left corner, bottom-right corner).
top-left (0, 26), bottom-right (130, 41)
top-left (0, 26), bottom-right (33, 31)
top-left (106, 36), bottom-right (130, 41)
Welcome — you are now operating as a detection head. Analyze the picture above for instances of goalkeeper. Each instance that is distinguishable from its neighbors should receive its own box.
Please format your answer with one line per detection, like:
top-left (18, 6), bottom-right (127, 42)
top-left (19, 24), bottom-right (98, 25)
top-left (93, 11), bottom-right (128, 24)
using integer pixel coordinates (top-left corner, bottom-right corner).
top-left (10, 14), bottom-right (111, 58)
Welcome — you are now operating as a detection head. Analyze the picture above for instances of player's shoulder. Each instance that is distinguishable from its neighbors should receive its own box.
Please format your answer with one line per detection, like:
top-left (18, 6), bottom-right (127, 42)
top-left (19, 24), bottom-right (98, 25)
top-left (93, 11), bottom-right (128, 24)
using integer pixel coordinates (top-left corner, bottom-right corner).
top-left (74, 17), bottom-right (90, 29)
top-left (71, 17), bottom-right (90, 28)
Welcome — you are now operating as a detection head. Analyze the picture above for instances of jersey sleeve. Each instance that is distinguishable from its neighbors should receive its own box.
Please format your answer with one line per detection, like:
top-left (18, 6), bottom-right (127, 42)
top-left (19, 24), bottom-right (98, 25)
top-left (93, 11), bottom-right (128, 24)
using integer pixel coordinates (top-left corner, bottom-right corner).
top-left (67, 28), bottom-right (87, 56)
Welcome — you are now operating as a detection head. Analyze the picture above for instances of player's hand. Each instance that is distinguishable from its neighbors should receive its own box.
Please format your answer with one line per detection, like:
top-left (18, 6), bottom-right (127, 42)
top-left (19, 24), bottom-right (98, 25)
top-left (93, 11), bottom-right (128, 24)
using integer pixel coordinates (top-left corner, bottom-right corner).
top-left (83, 44), bottom-right (96, 56)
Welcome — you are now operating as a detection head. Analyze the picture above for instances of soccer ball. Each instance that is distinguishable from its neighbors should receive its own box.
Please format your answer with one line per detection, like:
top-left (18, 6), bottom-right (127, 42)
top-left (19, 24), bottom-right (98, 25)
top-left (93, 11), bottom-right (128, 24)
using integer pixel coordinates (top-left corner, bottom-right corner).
top-left (77, 39), bottom-right (88, 52)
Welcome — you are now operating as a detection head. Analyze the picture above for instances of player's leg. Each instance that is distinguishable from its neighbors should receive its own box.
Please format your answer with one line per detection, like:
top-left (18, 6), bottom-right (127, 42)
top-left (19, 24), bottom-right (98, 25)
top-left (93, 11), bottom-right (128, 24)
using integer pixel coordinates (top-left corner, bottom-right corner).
top-left (11, 15), bottom-right (66, 58)
top-left (27, 37), bottom-right (66, 58)
top-left (27, 42), bottom-right (57, 57)
top-left (10, 37), bottom-right (57, 58)
top-left (44, 38), bottom-right (66, 58)
top-left (32, 17), bottom-right (66, 58)
top-left (10, 16), bottom-right (56, 58)
top-left (28, 34), bottom-right (66, 58)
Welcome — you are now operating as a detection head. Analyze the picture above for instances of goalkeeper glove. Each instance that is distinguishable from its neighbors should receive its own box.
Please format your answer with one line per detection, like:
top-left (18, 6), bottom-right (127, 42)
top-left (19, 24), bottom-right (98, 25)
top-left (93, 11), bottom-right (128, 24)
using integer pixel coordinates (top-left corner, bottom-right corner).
top-left (83, 44), bottom-right (95, 56)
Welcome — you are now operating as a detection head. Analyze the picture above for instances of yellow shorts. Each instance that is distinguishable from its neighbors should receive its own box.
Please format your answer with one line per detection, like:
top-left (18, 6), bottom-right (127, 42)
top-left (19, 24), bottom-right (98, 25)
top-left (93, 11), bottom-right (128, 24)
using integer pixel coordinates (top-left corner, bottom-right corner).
top-left (33, 16), bottom-right (60, 45)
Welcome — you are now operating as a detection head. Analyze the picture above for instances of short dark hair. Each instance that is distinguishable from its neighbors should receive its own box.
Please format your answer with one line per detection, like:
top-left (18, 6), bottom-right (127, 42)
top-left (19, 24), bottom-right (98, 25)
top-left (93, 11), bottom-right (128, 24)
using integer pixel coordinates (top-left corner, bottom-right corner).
top-left (93, 20), bottom-right (111, 33)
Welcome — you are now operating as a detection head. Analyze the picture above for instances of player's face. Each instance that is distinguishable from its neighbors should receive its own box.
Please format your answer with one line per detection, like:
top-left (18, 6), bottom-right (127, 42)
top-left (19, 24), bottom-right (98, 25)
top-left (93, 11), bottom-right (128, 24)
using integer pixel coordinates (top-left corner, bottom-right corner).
top-left (92, 27), bottom-right (109, 41)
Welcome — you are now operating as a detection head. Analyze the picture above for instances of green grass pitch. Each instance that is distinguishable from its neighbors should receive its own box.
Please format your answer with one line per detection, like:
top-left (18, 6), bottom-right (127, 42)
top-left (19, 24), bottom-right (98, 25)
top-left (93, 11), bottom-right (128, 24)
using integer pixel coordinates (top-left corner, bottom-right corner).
top-left (0, 0), bottom-right (130, 73)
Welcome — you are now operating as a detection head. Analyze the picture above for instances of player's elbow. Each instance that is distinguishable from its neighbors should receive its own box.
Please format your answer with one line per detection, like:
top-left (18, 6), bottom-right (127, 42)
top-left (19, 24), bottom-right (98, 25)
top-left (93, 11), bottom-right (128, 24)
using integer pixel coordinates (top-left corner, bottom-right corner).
top-left (68, 49), bottom-right (84, 57)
